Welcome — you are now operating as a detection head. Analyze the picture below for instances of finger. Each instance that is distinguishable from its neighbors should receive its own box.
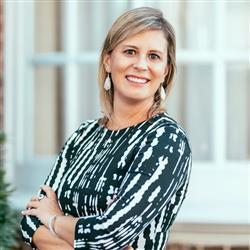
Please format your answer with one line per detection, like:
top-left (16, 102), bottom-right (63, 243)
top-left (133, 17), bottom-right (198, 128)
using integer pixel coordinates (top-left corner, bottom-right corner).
top-left (38, 193), bottom-right (45, 201)
top-left (26, 200), bottom-right (40, 209)
top-left (21, 208), bottom-right (37, 216)
top-left (40, 185), bottom-right (56, 199)
top-left (30, 196), bottom-right (39, 201)
top-left (26, 196), bottom-right (39, 207)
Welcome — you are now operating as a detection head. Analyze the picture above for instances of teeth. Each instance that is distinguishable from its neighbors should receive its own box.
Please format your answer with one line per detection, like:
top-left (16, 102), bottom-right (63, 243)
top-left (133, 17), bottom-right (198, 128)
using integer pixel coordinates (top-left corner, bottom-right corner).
top-left (126, 76), bottom-right (148, 84)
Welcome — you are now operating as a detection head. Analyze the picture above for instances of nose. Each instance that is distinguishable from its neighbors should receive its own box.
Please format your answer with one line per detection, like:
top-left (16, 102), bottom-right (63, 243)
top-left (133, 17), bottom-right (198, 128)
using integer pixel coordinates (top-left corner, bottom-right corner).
top-left (132, 56), bottom-right (148, 71)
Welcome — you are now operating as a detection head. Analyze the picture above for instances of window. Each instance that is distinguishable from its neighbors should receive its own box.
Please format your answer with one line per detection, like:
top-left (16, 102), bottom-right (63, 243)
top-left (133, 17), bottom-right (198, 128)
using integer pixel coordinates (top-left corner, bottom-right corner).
top-left (4, 1), bottom-right (249, 223)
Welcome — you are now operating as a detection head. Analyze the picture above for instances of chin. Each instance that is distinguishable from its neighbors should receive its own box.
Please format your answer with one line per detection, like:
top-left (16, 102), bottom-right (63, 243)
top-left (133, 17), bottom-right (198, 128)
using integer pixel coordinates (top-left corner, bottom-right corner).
top-left (125, 95), bottom-right (153, 104)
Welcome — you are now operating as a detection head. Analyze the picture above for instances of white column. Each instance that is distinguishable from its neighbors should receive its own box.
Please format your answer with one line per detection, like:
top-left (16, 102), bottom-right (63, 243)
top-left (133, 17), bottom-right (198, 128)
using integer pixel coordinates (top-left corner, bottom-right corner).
top-left (4, 1), bottom-right (35, 183)
top-left (213, 2), bottom-right (226, 164)
top-left (62, 1), bottom-right (79, 139)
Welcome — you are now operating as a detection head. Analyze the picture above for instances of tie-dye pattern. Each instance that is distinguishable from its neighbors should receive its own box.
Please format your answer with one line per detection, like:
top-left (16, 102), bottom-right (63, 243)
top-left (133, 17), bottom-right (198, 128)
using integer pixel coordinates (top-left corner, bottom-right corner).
top-left (20, 112), bottom-right (192, 250)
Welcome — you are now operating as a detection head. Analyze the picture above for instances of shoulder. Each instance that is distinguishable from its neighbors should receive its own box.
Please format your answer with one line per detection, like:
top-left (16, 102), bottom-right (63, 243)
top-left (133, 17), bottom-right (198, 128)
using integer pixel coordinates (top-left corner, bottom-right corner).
top-left (77, 118), bottom-right (99, 132)
top-left (139, 112), bottom-right (192, 154)
top-left (148, 112), bottom-right (189, 140)
top-left (67, 119), bottom-right (99, 143)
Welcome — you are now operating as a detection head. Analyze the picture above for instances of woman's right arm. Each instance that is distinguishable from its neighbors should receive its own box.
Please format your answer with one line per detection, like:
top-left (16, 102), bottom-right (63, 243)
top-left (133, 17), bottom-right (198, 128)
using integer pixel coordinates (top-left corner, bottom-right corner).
top-left (32, 226), bottom-right (73, 250)
top-left (20, 123), bottom-right (88, 248)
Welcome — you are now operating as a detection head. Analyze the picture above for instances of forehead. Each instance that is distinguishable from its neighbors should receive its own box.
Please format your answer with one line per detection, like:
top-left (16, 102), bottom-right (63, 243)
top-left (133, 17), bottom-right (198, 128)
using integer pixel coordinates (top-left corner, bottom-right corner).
top-left (117, 30), bottom-right (168, 52)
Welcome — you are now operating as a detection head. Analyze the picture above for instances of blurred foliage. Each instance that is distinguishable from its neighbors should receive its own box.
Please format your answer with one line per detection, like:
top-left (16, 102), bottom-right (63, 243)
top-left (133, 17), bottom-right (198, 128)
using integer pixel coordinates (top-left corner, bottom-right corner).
top-left (0, 131), bottom-right (5, 142)
top-left (0, 131), bottom-right (20, 250)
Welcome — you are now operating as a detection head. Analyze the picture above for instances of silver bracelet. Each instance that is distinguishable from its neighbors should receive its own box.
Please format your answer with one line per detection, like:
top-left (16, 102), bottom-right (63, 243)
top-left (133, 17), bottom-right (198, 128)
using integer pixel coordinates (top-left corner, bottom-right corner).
top-left (48, 215), bottom-right (58, 237)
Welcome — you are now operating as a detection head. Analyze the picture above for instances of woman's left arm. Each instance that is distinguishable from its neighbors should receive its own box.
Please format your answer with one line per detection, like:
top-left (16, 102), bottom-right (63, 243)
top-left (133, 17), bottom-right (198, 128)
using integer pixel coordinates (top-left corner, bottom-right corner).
top-left (22, 186), bottom-right (133, 247)
top-left (22, 185), bottom-right (77, 246)
top-left (32, 225), bottom-right (74, 250)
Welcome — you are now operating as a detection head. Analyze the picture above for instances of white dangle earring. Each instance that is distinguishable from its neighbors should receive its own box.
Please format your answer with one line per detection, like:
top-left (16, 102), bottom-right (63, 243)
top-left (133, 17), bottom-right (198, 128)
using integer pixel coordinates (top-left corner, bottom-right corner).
top-left (160, 84), bottom-right (166, 101)
top-left (104, 74), bottom-right (111, 91)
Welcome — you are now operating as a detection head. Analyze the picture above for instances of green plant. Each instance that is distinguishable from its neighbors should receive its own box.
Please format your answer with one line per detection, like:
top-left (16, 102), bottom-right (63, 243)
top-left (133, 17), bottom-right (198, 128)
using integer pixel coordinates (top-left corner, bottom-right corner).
top-left (0, 131), bottom-right (19, 250)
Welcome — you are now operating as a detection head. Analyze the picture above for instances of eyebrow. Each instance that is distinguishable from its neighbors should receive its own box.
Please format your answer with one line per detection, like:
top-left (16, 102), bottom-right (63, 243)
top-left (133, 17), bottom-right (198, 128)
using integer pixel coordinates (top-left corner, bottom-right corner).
top-left (121, 44), bottom-right (164, 55)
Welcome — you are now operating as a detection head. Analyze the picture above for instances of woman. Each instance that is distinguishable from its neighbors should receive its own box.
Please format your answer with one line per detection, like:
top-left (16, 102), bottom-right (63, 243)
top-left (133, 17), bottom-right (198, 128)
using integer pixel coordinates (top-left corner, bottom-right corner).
top-left (20, 7), bottom-right (192, 250)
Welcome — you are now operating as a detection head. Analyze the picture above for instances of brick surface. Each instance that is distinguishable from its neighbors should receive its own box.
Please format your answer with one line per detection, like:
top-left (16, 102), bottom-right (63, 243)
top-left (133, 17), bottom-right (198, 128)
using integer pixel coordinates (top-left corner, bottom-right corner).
top-left (0, 0), bottom-right (3, 130)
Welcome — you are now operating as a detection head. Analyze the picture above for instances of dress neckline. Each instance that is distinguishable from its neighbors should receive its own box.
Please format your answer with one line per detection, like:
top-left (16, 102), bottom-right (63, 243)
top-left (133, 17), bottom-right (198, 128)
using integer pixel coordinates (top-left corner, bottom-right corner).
top-left (98, 112), bottom-right (166, 133)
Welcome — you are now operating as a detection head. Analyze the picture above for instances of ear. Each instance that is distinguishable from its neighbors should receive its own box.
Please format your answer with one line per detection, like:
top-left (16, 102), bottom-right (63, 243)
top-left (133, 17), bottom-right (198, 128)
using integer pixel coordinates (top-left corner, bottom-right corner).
top-left (103, 53), bottom-right (111, 73)
top-left (161, 64), bottom-right (169, 83)
top-left (164, 64), bottom-right (169, 77)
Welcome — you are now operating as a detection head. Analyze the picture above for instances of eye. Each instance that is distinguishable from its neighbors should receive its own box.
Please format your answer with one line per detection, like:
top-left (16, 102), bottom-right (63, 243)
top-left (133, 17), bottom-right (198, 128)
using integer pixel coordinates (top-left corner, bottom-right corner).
top-left (149, 53), bottom-right (160, 60)
top-left (124, 49), bottom-right (136, 55)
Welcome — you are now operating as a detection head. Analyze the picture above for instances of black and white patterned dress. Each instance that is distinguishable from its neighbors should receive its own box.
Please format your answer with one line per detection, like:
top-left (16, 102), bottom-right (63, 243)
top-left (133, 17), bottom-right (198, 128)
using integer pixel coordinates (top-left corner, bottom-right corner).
top-left (20, 112), bottom-right (192, 250)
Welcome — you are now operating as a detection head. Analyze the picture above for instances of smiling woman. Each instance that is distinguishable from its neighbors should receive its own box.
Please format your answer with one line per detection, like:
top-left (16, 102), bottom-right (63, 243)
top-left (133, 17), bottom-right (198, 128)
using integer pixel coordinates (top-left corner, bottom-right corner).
top-left (98, 8), bottom-right (176, 131)
top-left (103, 30), bottom-right (168, 114)
top-left (20, 7), bottom-right (191, 250)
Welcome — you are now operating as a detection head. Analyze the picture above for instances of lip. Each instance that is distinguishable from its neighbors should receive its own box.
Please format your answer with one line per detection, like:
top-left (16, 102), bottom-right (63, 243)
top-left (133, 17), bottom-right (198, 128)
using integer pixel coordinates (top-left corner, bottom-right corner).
top-left (125, 75), bottom-right (150, 84)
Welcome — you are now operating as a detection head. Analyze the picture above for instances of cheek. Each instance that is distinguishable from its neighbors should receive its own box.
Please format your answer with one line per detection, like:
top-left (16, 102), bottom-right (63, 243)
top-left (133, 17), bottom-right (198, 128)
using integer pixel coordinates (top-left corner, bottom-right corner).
top-left (111, 56), bottom-right (131, 73)
top-left (153, 65), bottom-right (167, 80)
top-left (111, 63), bottom-right (123, 73)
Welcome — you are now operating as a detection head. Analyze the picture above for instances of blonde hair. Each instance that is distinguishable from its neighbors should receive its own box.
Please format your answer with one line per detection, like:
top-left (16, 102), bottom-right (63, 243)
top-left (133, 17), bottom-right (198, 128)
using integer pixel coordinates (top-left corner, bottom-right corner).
top-left (98, 7), bottom-right (176, 125)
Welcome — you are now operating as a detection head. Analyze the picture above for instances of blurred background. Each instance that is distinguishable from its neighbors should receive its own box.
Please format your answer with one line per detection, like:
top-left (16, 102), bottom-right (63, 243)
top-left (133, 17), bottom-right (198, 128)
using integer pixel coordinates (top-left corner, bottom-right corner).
top-left (1, 0), bottom-right (249, 249)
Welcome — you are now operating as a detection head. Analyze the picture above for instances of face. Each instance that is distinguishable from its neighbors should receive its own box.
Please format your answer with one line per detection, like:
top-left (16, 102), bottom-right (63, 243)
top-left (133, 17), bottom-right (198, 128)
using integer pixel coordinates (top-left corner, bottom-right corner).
top-left (103, 30), bottom-right (168, 106)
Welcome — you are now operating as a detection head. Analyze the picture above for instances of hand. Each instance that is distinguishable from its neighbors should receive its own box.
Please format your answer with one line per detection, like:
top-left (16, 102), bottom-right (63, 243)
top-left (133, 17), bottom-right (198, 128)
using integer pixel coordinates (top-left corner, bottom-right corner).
top-left (21, 185), bottom-right (64, 227)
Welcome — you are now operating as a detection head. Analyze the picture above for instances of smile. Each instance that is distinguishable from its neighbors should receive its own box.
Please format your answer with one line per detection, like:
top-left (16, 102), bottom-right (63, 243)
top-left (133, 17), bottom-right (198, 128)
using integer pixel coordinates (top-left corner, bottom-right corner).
top-left (126, 75), bottom-right (150, 84)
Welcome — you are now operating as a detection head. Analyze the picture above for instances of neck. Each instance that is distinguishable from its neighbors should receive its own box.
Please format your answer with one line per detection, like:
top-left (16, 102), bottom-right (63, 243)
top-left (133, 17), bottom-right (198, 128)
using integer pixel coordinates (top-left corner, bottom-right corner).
top-left (107, 96), bottom-right (156, 130)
